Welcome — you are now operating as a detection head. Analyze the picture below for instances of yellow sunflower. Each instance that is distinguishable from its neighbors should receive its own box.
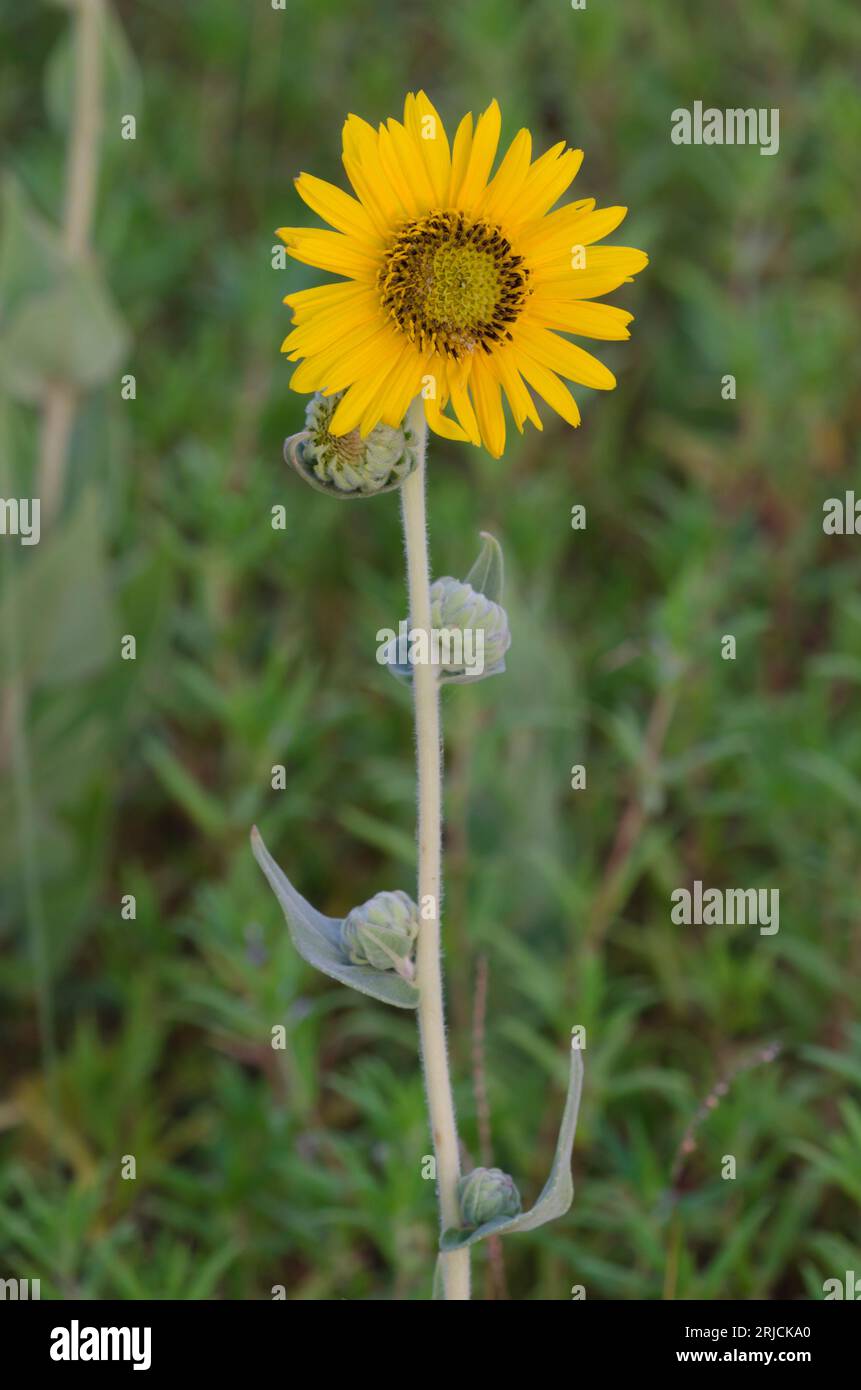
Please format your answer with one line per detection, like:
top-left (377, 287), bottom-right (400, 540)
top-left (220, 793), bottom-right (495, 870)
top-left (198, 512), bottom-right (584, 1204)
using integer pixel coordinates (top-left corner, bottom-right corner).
top-left (278, 92), bottom-right (647, 459)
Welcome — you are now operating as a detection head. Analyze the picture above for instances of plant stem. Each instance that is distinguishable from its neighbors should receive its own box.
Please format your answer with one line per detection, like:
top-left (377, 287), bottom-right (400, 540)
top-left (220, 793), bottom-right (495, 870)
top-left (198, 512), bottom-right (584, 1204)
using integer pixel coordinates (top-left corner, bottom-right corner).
top-left (38, 0), bottom-right (105, 524)
top-left (400, 402), bottom-right (470, 1301)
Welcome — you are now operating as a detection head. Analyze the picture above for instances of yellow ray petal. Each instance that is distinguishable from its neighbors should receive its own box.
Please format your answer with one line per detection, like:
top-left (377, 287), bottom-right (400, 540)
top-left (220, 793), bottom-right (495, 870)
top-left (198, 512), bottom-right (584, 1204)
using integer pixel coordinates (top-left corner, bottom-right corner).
top-left (281, 289), bottom-right (380, 355)
top-left (510, 146), bottom-right (584, 227)
top-left (288, 321), bottom-right (396, 393)
top-left (535, 246), bottom-right (649, 299)
top-left (383, 117), bottom-right (437, 214)
top-left (360, 341), bottom-right (429, 434)
top-left (455, 99), bottom-right (502, 211)
top-left (528, 299), bottom-right (633, 339)
top-left (294, 173), bottom-right (382, 244)
top-left (278, 227), bottom-right (379, 279)
top-left (515, 323), bottom-right (616, 390)
top-left (341, 114), bottom-right (407, 232)
top-left (324, 327), bottom-right (409, 393)
top-left (514, 352), bottom-right (581, 428)
top-left (521, 205), bottom-right (631, 265)
top-left (341, 111), bottom-right (376, 163)
top-left (447, 360), bottom-right (482, 445)
top-left (404, 91), bottom-right (451, 206)
top-left (326, 341), bottom-right (410, 435)
top-left (478, 127), bottom-right (532, 222)
top-left (493, 346), bottom-right (542, 431)
top-left (424, 389), bottom-right (471, 443)
top-left (284, 280), bottom-right (373, 319)
top-left (469, 354), bottom-right (507, 458)
top-left (447, 112), bottom-right (474, 203)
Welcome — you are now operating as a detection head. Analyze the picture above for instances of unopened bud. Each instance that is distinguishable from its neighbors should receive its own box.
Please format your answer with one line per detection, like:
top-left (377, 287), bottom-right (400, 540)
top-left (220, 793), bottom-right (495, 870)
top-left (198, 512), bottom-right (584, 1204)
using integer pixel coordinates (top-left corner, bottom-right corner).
top-left (457, 1167), bottom-right (521, 1227)
top-left (430, 578), bottom-right (511, 673)
top-left (285, 391), bottom-right (420, 498)
top-left (341, 890), bottom-right (419, 978)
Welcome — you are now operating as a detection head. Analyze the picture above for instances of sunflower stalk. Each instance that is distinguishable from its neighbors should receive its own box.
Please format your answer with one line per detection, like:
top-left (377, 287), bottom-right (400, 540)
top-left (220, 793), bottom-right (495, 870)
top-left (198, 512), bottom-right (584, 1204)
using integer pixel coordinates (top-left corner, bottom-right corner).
top-left (256, 90), bottom-right (644, 1300)
top-left (399, 398), bottom-right (470, 1300)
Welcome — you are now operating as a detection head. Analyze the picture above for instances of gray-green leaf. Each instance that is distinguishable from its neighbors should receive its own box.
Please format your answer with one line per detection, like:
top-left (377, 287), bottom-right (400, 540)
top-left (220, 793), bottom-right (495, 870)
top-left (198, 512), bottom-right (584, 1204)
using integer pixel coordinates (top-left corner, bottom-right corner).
top-left (0, 489), bottom-right (115, 687)
top-left (440, 1044), bottom-right (584, 1251)
top-left (251, 827), bottom-right (419, 1009)
top-left (0, 177), bottom-right (128, 401)
top-left (0, 269), bottom-right (128, 400)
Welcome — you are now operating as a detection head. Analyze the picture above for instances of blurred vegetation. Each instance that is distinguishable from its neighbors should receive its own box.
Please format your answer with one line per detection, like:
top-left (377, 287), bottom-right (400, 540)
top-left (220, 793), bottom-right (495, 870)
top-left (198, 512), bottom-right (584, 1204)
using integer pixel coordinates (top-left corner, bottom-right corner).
top-left (1, 0), bottom-right (860, 1300)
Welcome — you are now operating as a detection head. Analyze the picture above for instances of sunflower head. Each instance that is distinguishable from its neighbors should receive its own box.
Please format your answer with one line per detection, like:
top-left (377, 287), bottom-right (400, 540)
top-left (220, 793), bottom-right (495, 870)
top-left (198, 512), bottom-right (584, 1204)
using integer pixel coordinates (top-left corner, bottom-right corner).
top-left (378, 210), bottom-right (530, 361)
top-left (279, 93), bottom-right (647, 458)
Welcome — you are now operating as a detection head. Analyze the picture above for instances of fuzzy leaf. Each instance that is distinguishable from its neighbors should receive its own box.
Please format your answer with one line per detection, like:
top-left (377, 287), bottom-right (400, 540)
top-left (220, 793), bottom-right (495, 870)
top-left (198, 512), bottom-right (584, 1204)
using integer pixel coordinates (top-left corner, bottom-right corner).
top-left (0, 270), bottom-right (128, 401)
top-left (0, 175), bottom-right (59, 321)
top-left (440, 1045), bottom-right (584, 1251)
top-left (0, 490), bottom-right (114, 687)
top-left (251, 827), bottom-right (419, 1009)
top-left (0, 177), bottom-right (127, 401)
top-left (465, 531), bottom-right (505, 604)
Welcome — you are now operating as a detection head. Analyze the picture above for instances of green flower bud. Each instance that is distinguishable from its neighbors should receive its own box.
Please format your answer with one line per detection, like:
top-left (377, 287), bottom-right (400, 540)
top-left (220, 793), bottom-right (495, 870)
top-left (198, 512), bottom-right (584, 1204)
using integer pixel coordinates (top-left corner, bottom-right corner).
top-left (430, 577), bottom-right (511, 673)
top-left (285, 391), bottom-right (419, 498)
top-left (457, 1167), bottom-right (522, 1228)
top-left (341, 889), bottom-right (419, 978)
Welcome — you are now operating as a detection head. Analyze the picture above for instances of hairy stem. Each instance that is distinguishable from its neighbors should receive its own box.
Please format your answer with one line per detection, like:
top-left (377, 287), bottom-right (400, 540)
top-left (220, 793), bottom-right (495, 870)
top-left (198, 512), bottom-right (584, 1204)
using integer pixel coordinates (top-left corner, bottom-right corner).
top-left (400, 402), bottom-right (470, 1301)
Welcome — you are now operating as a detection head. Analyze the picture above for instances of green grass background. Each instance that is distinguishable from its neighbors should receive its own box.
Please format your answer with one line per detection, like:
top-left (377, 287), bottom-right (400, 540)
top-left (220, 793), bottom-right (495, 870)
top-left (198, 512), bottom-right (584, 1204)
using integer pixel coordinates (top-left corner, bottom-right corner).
top-left (1, 0), bottom-right (860, 1299)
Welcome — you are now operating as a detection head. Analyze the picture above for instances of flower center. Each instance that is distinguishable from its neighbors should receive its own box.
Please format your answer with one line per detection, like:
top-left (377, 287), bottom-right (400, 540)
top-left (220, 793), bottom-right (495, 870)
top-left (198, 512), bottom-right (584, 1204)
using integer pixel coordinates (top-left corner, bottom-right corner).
top-left (378, 211), bottom-right (531, 360)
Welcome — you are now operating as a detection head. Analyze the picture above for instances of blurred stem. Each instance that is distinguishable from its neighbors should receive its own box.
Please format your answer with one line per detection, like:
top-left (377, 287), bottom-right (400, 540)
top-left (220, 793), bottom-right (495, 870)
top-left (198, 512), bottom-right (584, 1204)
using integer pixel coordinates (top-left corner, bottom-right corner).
top-left (64, 0), bottom-right (104, 259)
top-left (0, 401), bottom-right (58, 1141)
top-left (0, 0), bottom-right (106, 764)
top-left (401, 401), bottom-right (470, 1302)
top-left (38, 0), bottom-right (105, 523)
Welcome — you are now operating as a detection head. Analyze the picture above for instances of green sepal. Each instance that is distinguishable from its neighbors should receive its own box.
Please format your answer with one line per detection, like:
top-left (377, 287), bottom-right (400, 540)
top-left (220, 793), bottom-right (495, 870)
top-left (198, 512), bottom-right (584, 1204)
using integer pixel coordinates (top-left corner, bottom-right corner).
top-left (465, 530), bottom-right (505, 604)
top-left (440, 1045), bottom-right (584, 1251)
top-left (251, 827), bottom-right (419, 1009)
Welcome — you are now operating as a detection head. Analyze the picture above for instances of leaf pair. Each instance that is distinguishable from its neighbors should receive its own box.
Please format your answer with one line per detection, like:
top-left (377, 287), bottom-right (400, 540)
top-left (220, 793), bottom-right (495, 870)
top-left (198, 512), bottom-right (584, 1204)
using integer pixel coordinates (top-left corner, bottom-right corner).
top-left (253, 825), bottom-right (586, 1252)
